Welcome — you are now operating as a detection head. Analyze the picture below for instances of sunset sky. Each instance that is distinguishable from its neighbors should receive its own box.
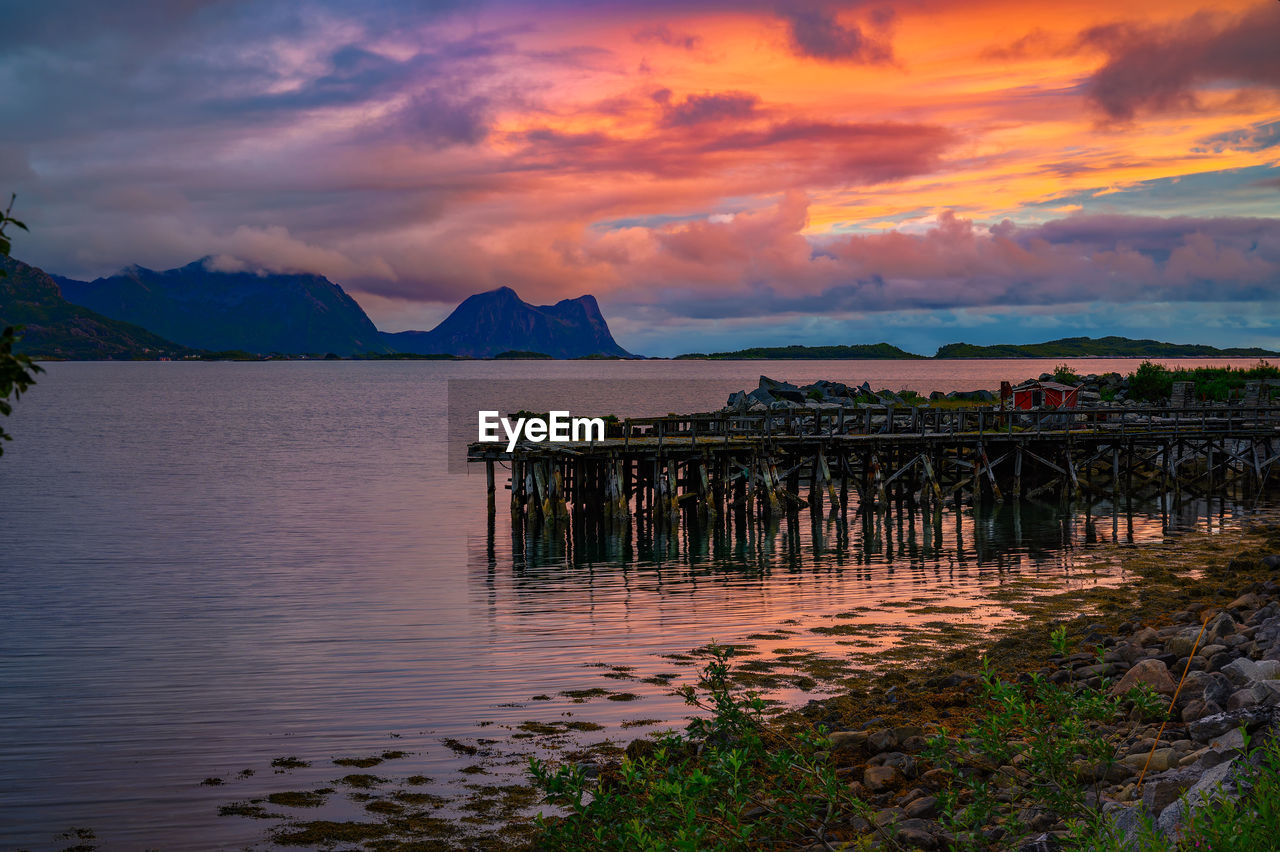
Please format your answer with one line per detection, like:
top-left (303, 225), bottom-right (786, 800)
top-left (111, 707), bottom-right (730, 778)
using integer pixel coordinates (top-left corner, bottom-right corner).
top-left (3, 0), bottom-right (1279, 355)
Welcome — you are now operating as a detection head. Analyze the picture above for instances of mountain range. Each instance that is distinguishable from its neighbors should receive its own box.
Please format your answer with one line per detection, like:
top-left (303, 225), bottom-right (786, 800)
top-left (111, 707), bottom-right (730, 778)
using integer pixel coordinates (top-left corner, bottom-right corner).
top-left (0, 256), bottom-right (193, 359)
top-left (57, 260), bottom-right (389, 356)
top-left (2, 255), bottom-right (1273, 361)
top-left (1, 256), bottom-right (634, 359)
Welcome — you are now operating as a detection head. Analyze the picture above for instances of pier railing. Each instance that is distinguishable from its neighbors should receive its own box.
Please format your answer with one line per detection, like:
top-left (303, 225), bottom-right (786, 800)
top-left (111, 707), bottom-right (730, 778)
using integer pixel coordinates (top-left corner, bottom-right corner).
top-left (610, 403), bottom-right (1280, 449)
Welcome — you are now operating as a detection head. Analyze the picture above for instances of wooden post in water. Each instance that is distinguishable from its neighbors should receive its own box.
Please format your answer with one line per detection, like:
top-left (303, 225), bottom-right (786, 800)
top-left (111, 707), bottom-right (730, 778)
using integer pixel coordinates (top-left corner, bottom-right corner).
top-left (1013, 447), bottom-right (1023, 501)
top-left (839, 451), bottom-right (849, 514)
top-left (485, 459), bottom-right (496, 515)
top-left (1113, 446), bottom-right (1121, 499)
top-left (510, 459), bottom-right (523, 516)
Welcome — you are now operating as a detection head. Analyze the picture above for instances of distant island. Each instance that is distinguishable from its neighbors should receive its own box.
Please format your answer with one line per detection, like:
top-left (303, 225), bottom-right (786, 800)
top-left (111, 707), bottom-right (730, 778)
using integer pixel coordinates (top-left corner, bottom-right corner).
top-left (934, 336), bottom-right (1278, 359)
top-left (675, 343), bottom-right (924, 360)
top-left (674, 337), bottom-right (1277, 360)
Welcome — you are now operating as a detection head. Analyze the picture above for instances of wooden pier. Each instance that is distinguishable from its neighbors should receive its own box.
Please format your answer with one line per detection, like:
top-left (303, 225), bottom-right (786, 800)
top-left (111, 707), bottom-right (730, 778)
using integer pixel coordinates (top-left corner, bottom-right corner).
top-left (468, 404), bottom-right (1280, 526)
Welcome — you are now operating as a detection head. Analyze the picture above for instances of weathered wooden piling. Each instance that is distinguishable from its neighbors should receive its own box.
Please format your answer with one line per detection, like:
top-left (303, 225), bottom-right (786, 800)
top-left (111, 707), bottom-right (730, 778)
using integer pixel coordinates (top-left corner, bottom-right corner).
top-left (474, 403), bottom-right (1280, 528)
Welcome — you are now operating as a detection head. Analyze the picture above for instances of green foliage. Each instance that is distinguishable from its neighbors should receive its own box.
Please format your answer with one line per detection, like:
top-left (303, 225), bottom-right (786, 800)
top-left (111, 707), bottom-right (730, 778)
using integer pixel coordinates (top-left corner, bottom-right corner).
top-left (0, 325), bottom-right (43, 454)
top-left (0, 194), bottom-right (42, 454)
top-left (1050, 625), bottom-right (1071, 656)
top-left (925, 655), bottom-right (1129, 847)
top-left (1127, 360), bottom-right (1280, 403)
top-left (1123, 683), bottom-right (1166, 724)
top-left (529, 645), bottom-right (868, 851)
top-left (0, 193), bottom-right (28, 263)
top-left (1129, 361), bottom-right (1172, 402)
top-left (1053, 364), bottom-right (1082, 385)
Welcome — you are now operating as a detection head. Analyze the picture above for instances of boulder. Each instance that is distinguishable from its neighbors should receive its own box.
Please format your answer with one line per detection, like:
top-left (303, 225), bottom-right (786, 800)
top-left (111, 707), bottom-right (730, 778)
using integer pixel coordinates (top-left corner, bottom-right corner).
top-left (1197, 643), bottom-right (1227, 659)
top-left (1227, 688), bottom-right (1259, 710)
top-left (896, 823), bottom-right (937, 849)
top-left (1111, 659), bottom-right (1177, 696)
top-left (865, 764), bottom-right (903, 791)
top-left (1206, 726), bottom-right (1246, 755)
top-left (1155, 758), bottom-right (1238, 836)
top-left (1180, 699), bottom-right (1221, 723)
top-left (1165, 630), bottom-right (1200, 658)
top-left (1132, 626), bottom-right (1160, 646)
top-left (904, 795), bottom-right (939, 819)
top-left (1250, 680), bottom-right (1280, 705)
top-left (758, 374), bottom-right (798, 392)
top-left (829, 730), bottom-right (869, 750)
top-left (1206, 612), bottom-right (1239, 643)
top-left (873, 806), bottom-right (902, 826)
top-left (1188, 706), bottom-right (1273, 743)
top-left (868, 729), bottom-right (900, 753)
top-left (1222, 658), bottom-right (1265, 687)
top-left (1229, 592), bottom-right (1261, 610)
top-left (871, 751), bottom-right (918, 779)
top-left (1141, 769), bottom-right (1195, 815)
top-left (1181, 670), bottom-right (1232, 706)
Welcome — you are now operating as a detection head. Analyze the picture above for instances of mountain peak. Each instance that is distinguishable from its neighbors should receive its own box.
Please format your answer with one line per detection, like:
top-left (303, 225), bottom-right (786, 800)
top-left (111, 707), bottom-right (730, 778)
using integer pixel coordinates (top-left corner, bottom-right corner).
top-left (472, 285), bottom-right (520, 301)
top-left (382, 287), bottom-right (632, 358)
top-left (61, 258), bottom-right (389, 355)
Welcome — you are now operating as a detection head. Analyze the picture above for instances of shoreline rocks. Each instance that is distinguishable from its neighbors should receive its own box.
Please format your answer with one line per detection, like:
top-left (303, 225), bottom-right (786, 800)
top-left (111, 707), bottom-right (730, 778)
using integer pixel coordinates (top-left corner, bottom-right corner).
top-left (815, 574), bottom-right (1280, 850)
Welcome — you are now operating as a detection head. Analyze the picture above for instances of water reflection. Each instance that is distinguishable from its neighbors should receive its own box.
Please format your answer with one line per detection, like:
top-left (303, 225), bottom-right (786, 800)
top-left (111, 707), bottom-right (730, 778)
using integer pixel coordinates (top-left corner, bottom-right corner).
top-left (482, 491), bottom-right (1256, 597)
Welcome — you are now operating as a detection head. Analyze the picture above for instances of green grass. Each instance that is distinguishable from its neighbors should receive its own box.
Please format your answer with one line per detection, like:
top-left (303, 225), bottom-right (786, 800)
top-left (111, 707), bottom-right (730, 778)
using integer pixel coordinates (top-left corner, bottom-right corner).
top-left (529, 646), bottom-right (868, 851)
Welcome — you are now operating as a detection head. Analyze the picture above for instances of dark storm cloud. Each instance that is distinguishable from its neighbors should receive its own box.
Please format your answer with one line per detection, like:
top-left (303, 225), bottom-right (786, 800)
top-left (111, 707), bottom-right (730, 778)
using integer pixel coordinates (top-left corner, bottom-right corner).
top-left (509, 118), bottom-right (953, 184)
top-left (1080, 4), bottom-right (1280, 120)
top-left (777, 4), bottom-right (893, 63)
top-left (657, 91), bottom-right (760, 126)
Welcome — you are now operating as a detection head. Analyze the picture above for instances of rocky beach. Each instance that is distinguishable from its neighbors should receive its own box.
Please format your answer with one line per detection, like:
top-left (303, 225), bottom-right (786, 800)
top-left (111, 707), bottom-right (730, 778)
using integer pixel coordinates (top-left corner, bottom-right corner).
top-left (533, 516), bottom-right (1280, 851)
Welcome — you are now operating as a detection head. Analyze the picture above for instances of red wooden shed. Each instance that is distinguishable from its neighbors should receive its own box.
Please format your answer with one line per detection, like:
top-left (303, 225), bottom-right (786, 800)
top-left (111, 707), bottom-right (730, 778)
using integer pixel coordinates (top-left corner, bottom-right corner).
top-left (1011, 380), bottom-right (1080, 410)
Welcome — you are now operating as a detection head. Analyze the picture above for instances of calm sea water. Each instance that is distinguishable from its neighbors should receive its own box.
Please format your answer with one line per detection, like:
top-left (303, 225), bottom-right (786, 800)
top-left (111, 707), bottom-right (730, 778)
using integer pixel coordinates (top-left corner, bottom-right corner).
top-left (0, 359), bottom-right (1264, 850)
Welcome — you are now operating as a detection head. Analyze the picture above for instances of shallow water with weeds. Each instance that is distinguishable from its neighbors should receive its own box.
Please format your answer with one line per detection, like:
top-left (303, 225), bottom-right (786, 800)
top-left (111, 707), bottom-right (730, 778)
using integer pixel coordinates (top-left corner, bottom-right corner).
top-left (0, 361), bottom-right (1269, 850)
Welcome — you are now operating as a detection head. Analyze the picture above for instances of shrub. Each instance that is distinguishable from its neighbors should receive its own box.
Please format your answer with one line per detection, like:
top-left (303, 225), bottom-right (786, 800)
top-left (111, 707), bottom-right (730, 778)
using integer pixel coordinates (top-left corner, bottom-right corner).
top-left (1053, 364), bottom-right (1082, 385)
top-left (529, 646), bottom-right (868, 851)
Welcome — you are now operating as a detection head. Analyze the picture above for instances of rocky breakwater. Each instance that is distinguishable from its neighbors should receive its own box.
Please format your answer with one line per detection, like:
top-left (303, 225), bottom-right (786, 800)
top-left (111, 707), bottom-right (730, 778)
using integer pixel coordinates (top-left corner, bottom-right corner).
top-left (803, 578), bottom-right (1280, 850)
top-left (723, 375), bottom-right (995, 413)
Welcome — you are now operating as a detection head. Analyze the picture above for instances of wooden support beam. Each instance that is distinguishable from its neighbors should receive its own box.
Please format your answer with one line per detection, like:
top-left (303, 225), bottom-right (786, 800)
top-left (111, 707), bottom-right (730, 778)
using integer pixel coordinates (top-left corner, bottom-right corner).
top-left (980, 445), bottom-right (1004, 503)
